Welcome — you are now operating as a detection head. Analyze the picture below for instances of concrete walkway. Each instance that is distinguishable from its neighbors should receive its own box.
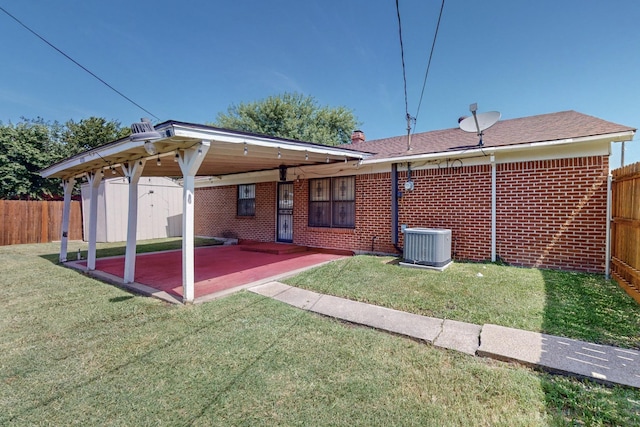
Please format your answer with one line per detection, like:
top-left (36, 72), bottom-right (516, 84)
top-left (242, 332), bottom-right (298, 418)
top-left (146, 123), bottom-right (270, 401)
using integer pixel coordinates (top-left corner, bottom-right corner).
top-left (249, 282), bottom-right (640, 389)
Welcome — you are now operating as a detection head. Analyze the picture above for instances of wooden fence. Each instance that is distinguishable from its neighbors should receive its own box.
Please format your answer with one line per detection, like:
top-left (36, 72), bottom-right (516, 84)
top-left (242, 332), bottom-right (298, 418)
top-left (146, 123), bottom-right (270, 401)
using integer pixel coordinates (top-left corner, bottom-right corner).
top-left (611, 162), bottom-right (640, 304)
top-left (0, 200), bottom-right (83, 246)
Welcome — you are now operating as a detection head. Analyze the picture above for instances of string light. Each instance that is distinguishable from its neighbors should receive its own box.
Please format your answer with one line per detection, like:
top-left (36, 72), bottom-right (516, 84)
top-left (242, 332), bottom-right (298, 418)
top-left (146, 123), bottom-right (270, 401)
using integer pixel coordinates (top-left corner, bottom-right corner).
top-left (305, 151), bottom-right (309, 161)
top-left (243, 143), bottom-right (248, 155)
top-left (174, 152), bottom-right (179, 162)
top-left (156, 155), bottom-right (161, 166)
top-left (277, 147), bottom-right (282, 159)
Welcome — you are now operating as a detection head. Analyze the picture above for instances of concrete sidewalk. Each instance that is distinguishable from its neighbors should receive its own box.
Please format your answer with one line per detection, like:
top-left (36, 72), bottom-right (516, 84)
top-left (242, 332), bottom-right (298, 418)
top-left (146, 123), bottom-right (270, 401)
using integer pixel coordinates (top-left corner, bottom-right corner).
top-left (249, 281), bottom-right (640, 389)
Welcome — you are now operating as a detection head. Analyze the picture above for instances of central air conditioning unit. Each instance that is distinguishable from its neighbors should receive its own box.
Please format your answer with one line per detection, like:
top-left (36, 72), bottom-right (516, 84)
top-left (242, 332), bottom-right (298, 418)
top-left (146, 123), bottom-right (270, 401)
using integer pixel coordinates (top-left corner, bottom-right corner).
top-left (400, 228), bottom-right (452, 271)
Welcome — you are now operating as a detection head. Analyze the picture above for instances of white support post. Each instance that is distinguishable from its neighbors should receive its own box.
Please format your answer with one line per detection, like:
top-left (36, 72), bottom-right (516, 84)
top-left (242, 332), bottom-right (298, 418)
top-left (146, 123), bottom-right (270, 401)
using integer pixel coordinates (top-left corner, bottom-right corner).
top-left (86, 170), bottom-right (103, 271)
top-left (122, 160), bottom-right (146, 283)
top-left (59, 177), bottom-right (76, 263)
top-left (178, 141), bottom-right (210, 303)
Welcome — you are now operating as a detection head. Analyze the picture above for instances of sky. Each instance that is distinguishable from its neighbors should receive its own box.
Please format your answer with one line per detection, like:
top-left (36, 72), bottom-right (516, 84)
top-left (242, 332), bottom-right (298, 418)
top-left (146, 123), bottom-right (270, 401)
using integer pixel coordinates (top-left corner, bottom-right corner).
top-left (1, 0), bottom-right (639, 165)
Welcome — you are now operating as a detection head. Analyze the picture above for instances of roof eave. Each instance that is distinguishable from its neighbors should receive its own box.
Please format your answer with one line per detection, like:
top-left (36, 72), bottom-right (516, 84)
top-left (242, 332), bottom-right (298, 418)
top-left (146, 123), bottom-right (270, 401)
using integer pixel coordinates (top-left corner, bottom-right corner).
top-left (40, 122), bottom-right (369, 179)
top-left (361, 130), bottom-right (636, 165)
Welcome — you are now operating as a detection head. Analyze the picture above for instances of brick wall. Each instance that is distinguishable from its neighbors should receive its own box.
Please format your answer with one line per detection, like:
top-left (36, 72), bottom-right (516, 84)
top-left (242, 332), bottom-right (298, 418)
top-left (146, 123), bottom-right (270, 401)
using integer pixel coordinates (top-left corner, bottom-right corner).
top-left (397, 165), bottom-right (492, 261)
top-left (194, 182), bottom-right (276, 241)
top-left (496, 156), bottom-right (608, 272)
top-left (194, 155), bottom-right (609, 272)
top-left (292, 173), bottom-right (396, 253)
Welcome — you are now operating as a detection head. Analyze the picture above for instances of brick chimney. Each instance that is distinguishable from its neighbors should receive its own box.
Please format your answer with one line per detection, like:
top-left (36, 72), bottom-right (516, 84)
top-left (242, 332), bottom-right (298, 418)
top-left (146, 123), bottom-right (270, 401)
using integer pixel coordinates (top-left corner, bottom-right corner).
top-left (351, 130), bottom-right (365, 144)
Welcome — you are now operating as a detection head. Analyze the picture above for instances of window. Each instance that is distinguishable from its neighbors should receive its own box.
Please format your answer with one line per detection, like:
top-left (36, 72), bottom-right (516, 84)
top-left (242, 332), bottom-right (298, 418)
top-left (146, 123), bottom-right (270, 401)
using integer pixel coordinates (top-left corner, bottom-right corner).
top-left (309, 176), bottom-right (355, 228)
top-left (237, 184), bottom-right (256, 216)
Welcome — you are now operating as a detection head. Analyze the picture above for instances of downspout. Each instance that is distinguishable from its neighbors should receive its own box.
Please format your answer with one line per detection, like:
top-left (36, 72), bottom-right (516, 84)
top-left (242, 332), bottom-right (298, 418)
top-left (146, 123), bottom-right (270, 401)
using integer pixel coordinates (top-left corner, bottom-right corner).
top-left (605, 171), bottom-right (612, 279)
top-left (391, 163), bottom-right (402, 253)
top-left (491, 155), bottom-right (497, 262)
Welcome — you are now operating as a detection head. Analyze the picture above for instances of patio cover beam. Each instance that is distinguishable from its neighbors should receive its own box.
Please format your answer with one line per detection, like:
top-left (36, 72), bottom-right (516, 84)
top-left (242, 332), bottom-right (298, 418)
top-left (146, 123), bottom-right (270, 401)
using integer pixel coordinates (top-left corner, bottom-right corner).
top-left (178, 141), bottom-right (211, 303)
top-left (59, 177), bottom-right (76, 263)
top-left (123, 160), bottom-right (146, 283)
top-left (86, 170), bottom-right (103, 271)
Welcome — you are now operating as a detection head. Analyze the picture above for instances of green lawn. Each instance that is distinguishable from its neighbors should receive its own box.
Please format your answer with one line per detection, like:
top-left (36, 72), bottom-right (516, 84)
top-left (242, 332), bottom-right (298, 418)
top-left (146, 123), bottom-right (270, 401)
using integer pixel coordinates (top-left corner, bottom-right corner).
top-left (285, 256), bottom-right (640, 349)
top-left (1, 242), bottom-right (639, 425)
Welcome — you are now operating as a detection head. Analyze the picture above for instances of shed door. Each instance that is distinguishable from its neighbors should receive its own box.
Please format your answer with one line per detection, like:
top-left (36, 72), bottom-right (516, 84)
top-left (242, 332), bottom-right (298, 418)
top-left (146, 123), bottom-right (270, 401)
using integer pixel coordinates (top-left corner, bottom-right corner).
top-left (277, 182), bottom-right (294, 242)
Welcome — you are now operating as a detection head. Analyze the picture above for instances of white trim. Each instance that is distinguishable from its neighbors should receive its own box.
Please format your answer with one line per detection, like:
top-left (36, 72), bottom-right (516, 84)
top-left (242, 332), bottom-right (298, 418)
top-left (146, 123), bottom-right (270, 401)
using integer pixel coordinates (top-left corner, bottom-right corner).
top-left (361, 131), bottom-right (635, 166)
top-left (86, 170), bottom-right (103, 270)
top-left (59, 177), bottom-right (75, 263)
top-left (168, 123), bottom-right (366, 158)
top-left (193, 136), bottom-right (615, 187)
top-left (41, 138), bottom-right (149, 178)
top-left (123, 160), bottom-right (146, 284)
top-left (179, 141), bottom-right (211, 303)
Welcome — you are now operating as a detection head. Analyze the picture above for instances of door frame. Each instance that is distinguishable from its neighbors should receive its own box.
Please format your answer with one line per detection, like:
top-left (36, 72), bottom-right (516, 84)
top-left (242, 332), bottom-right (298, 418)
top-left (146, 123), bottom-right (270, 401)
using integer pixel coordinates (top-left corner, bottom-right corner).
top-left (276, 181), bottom-right (294, 243)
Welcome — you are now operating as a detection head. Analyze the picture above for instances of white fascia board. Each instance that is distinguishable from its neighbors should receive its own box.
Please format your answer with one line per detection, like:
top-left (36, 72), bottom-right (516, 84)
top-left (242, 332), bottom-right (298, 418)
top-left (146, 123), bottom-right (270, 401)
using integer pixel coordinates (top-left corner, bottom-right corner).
top-left (168, 123), bottom-right (367, 158)
top-left (40, 137), bottom-right (153, 178)
top-left (361, 131), bottom-right (635, 166)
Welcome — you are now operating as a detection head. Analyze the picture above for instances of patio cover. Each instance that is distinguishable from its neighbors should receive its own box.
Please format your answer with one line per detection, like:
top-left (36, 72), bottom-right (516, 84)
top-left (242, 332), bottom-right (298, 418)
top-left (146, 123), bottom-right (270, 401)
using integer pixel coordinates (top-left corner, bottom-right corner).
top-left (41, 121), bottom-right (367, 303)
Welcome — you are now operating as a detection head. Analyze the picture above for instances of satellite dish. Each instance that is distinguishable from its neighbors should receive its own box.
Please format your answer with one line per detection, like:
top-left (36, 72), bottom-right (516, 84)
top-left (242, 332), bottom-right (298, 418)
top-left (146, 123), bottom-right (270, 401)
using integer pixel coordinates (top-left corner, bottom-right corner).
top-left (458, 104), bottom-right (501, 146)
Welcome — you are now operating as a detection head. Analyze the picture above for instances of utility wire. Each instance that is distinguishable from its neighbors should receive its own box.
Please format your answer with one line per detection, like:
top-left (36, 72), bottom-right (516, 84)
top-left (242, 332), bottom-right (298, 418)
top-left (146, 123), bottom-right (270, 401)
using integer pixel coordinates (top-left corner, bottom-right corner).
top-left (0, 5), bottom-right (159, 121)
top-left (414, 0), bottom-right (445, 125)
top-left (395, 0), bottom-right (410, 120)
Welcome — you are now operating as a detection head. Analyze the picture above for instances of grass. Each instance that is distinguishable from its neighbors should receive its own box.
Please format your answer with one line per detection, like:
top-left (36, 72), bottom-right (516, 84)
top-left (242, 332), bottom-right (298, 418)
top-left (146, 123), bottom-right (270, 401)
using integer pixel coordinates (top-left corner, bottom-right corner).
top-left (284, 256), bottom-right (640, 349)
top-left (1, 242), bottom-right (639, 425)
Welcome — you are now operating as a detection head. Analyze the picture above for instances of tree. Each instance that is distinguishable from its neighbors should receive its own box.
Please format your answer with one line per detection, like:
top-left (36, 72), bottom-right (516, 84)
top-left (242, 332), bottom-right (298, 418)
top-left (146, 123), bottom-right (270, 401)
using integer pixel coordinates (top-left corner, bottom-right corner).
top-left (0, 116), bottom-right (131, 199)
top-left (63, 117), bottom-right (130, 155)
top-left (0, 118), bottom-right (66, 199)
top-left (213, 92), bottom-right (360, 146)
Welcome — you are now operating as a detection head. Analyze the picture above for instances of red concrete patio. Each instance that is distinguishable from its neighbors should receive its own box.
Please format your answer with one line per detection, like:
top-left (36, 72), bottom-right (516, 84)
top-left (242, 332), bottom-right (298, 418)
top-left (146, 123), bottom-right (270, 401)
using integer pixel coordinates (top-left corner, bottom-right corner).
top-left (72, 242), bottom-right (348, 303)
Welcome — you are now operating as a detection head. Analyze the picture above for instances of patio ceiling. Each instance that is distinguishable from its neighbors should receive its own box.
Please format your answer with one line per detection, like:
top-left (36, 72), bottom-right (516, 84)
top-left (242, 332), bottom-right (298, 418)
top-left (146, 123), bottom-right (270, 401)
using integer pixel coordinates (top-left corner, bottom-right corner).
top-left (41, 121), bottom-right (368, 180)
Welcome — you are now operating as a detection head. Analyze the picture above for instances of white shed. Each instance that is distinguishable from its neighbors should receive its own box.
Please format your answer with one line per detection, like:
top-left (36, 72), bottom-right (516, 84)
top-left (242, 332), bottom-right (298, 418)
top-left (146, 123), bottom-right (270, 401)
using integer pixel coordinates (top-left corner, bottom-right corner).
top-left (81, 177), bottom-right (182, 242)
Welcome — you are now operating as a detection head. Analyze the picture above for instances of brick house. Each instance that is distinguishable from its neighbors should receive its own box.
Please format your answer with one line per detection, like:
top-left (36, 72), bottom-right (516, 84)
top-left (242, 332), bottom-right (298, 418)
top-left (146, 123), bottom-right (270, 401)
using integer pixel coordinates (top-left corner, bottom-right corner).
top-left (193, 111), bottom-right (635, 273)
top-left (41, 111), bottom-right (635, 302)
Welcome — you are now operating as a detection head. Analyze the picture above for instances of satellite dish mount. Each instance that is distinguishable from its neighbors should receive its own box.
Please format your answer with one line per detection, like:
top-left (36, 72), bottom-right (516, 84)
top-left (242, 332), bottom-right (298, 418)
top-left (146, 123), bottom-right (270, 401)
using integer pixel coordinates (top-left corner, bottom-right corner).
top-left (458, 103), bottom-right (501, 147)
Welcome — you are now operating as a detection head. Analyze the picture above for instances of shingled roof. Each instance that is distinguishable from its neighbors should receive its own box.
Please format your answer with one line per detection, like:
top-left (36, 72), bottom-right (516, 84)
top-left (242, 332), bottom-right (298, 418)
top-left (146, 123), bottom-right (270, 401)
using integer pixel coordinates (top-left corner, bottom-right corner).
top-left (345, 111), bottom-right (635, 161)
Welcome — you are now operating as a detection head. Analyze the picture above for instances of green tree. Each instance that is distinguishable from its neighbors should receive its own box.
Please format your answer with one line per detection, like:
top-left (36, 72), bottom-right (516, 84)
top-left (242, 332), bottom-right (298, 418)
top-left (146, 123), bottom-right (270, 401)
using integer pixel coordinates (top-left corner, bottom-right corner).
top-left (0, 118), bottom-right (66, 199)
top-left (0, 116), bottom-right (131, 199)
top-left (213, 92), bottom-right (360, 146)
top-left (62, 117), bottom-right (130, 155)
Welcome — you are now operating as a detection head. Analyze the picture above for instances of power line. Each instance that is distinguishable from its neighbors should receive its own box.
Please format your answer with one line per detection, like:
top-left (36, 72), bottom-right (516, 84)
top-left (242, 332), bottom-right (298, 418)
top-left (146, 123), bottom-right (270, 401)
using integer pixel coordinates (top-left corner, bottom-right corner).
top-left (415, 0), bottom-right (446, 124)
top-left (0, 5), bottom-right (159, 121)
top-left (395, 0), bottom-right (410, 121)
